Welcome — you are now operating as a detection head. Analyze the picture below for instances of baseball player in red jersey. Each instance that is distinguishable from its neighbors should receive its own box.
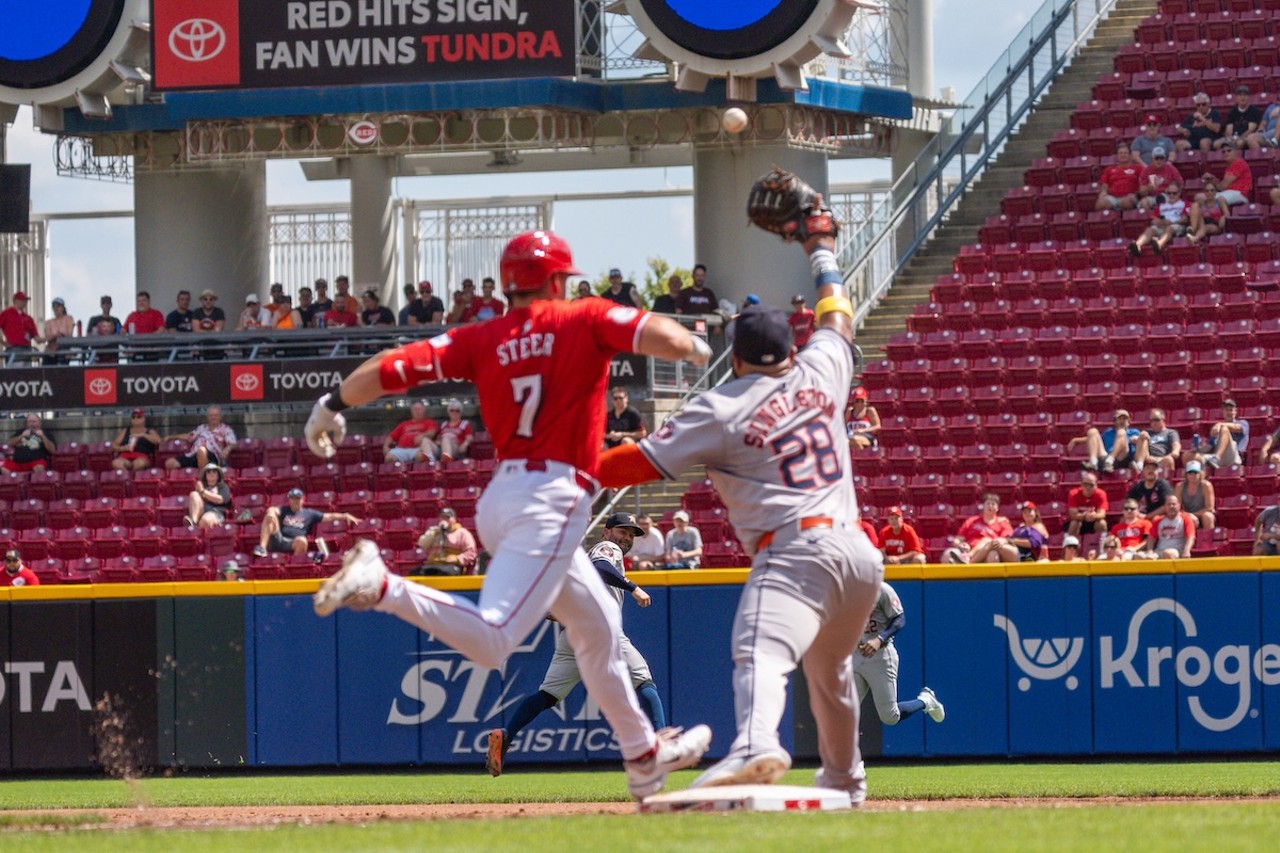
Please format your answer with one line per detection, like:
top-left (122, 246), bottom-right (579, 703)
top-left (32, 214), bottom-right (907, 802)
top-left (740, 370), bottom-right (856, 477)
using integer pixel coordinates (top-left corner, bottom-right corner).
top-left (306, 231), bottom-right (712, 799)
top-left (596, 172), bottom-right (882, 801)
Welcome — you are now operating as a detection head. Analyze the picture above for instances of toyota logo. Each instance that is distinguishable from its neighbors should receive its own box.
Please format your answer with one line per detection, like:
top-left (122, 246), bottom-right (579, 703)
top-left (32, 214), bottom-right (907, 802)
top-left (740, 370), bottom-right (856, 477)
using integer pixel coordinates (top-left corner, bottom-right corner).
top-left (88, 377), bottom-right (113, 396)
top-left (169, 18), bottom-right (226, 62)
top-left (235, 372), bottom-right (260, 393)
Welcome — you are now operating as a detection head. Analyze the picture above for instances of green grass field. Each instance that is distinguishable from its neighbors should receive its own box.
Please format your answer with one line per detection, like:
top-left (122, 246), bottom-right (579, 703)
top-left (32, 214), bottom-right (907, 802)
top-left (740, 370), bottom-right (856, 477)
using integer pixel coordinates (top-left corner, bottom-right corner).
top-left (1, 761), bottom-right (1278, 851)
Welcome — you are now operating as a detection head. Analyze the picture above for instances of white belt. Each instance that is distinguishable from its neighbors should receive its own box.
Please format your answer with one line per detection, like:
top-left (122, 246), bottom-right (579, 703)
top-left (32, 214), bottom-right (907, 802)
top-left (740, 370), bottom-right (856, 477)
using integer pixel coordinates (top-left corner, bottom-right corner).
top-left (498, 459), bottom-right (599, 493)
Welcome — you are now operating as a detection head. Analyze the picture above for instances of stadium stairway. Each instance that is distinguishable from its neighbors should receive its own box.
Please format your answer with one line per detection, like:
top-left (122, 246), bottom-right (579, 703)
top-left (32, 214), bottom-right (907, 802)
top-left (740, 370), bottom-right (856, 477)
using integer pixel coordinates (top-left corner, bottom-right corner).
top-left (855, 0), bottom-right (1161, 362)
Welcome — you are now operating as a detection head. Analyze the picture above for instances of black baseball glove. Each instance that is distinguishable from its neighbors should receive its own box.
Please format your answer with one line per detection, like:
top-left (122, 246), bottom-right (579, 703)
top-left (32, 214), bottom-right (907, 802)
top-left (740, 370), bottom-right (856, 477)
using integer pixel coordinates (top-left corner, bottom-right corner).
top-left (746, 167), bottom-right (839, 242)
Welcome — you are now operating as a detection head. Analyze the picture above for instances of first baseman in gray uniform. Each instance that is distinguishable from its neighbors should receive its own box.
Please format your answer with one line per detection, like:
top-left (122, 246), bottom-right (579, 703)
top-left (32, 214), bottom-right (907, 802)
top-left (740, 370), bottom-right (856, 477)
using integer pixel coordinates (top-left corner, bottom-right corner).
top-left (854, 582), bottom-right (944, 727)
top-left (598, 178), bottom-right (882, 800)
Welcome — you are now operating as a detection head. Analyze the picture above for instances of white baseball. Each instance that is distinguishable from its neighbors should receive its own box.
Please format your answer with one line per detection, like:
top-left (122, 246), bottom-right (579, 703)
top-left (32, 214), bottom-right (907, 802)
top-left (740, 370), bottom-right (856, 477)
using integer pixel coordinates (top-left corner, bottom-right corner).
top-left (722, 107), bottom-right (749, 134)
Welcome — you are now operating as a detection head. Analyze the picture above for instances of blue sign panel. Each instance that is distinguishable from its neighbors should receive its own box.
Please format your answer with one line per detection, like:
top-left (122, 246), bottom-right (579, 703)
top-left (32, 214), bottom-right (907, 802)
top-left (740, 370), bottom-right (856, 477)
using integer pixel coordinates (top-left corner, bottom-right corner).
top-left (1262, 572), bottom-right (1280, 752)
top-left (253, 595), bottom-right (338, 765)
top-left (668, 585), bottom-right (751, 760)
top-left (335, 611), bottom-right (424, 765)
top-left (922, 580), bottom-right (1008, 755)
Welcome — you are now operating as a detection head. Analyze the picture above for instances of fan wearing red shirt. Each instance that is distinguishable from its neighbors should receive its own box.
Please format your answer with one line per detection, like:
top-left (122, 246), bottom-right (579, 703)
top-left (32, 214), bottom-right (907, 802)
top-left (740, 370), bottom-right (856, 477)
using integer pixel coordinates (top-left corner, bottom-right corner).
top-left (1, 550), bottom-right (39, 587)
top-left (788, 295), bottom-right (815, 348)
top-left (383, 401), bottom-right (439, 464)
top-left (945, 493), bottom-right (1017, 563)
top-left (1065, 472), bottom-right (1109, 547)
top-left (1137, 147), bottom-right (1181, 209)
top-left (461, 277), bottom-right (507, 323)
top-left (1208, 143), bottom-right (1253, 207)
top-left (306, 230), bottom-right (713, 798)
top-left (323, 294), bottom-right (361, 328)
top-left (1109, 500), bottom-right (1154, 559)
top-left (1096, 143), bottom-right (1142, 211)
top-left (879, 507), bottom-right (926, 565)
top-left (124, 291), bottom-right (166, 334)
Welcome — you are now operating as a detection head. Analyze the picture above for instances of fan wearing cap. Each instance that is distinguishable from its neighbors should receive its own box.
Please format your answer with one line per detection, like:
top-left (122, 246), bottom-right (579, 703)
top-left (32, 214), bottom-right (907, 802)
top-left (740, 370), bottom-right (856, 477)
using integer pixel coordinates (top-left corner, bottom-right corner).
top-left (845, 386), bottom-right (881, 450)
top-left (87, 295), bottom-right (122, 337)
top-left (1137, 144), bottom-right (1181, 209)
top-left (414, 507), bottom-right (478, 576)
top-left (1010, 502), bottom-right (1050, 562)
top-left (306, 229), bottom-right (713, 799)
top-left (1059, 534), bottom-right (1085, 562)
top-left (602, 268), bottom-right (643, 309)
top-left (594, 190), bottom-right (883, 797)
top-left (1, 550), bottom-right (39, 587)
top-left (485, 511), bottom-right (666, 777)
top-left (878, 507), bottom-right (925, 565)
top-left (192, 290), bottom-right (226, 333)
top-left (185, 462), bottom-right (233, 530)
top-left (1173, 460), bottom-right (1216, 530)
top-left (110, 409), bottom-right (162, 471)
top-left (1130, 114), bottom-right (1175, 165)
top-left (254, 488), bottom-right (358, 558)
top-left (788, 294), bottom-right (815, 348)
top-left (1216, 84), bottom-right (1262, 151)
top-left (0, 291), bottom-right (45, 356)
top-left (236, 294), bottom-right (270, 331)
top-left (662, 510), bottom-right (702, 569)
top-left (42, 296), bottom-right (75, 362)
top-left (1068, 409), bottom-right (1139, 474)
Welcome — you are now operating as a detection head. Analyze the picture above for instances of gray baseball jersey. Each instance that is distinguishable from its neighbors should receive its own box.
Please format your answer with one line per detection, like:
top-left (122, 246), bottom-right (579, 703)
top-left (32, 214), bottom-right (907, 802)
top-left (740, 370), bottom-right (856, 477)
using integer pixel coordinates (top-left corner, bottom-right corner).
top-left (638, 328), bottom-right (857, 553)
top-left (859, 582), bottom-right (904, 646)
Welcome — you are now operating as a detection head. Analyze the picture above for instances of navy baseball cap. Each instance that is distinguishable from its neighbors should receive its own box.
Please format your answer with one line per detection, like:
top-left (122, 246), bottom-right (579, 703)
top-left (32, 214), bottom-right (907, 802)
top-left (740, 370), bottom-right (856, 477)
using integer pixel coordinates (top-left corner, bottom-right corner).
top-left (287, 488), bottom-right (304, 498)
top-left (733, 304), bottom-right (794, 366)
top-left (605, 512), bottom-right (644, 534)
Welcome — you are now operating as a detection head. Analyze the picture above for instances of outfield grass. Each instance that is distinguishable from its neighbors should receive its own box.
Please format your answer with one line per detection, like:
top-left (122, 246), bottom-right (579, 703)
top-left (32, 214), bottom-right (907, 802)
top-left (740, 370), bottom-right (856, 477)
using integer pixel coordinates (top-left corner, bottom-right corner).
top-left (0, 761), bottom-right (1277, 851)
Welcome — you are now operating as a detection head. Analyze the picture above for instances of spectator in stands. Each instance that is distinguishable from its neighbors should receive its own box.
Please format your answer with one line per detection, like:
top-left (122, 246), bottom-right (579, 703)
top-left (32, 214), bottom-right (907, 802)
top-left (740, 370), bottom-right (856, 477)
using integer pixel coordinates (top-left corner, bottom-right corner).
top-left (1185, 182), bottom-right (1229, 245)
top-left (1136, 147), bottom-right (1181, 210)
top-left (1065, 473), bottom-right (1109, 547)
top-left (1252, 504), bottom-right (1280, 556)
top-left (1128, 183), bottom-right (1188, 256)
top-left (414, 507), bottom-right (479, 576)
top-left (845, 386), bottom-right (881, 450)
top-left (447, 289), bottom-right (471, 324)
top-left (164, 405), bottom-right (237, 470)
top-left (943, 493), bottom-right (1017, 564)
top-left (1175, 92), bottom-right (1222, 153)
top-left (1131, 115), bottom-right (1176, 165)
top-left (651, 275), bottom-right (682, 314)
top-left (398, 282), bottom-right (422, 326)
top-left (1110, 499), bottom-right (1153, 560)
top-left (219, 560), bottom-right (245, 582)
top-left (1203, 144), bottom-right (1253, 208)
top-left (788, 294), bottom-right (816, 348)
top-left (110, 408), bottom-right (162, 471)
top-left (462, 277), bottom-right (506, 323)
top-left (311, 279), bottom-right (333, 315)
top-left (3, 414), bottom-right (54, 472)
top-left (1010, 501), bottom-right (1050, 562)
top-left (418, 281), bottom-right (445, 324)
top-left (124, 291), bottom-right (165, 334)
top-left (879, 506), bottom-right (926, 565)
top-left (323, 293), bottom-right (360, 328)
top-left (1, 550), bottom-right (38, 587)
top-left (1133, 408), bottom-right (1180, 475)
top-left (193, 290), bottom-right (226, 333)
top-left (629, 513), bottom-right (667, 570)
top-left (41, 297), bottom-right (74, 364)
top-left (602, 268), bottom-right (643, 308)
top-left (334, 275), bottom-right (351, 300)
top-left (1095, 142), bottom-right (1141, 211)
top-left (185, 462), bottom-right (232, 531)
top-left (574, 280), bottom-right (595, 300)
top-left (1215, 85), bottom-right (1261, 151)
top-left (383, 400), bottom-right (440, 464)
top-left (604, 387), bottom-right (646, 449)
top-left (1127, 458), bottom-right (1174, 517)
top-left (269, 282), bottom-right (285, 303)
top-left (359, 290), bottom-right (395, 326)
top-left (0, 291), bottom-right (44, 358)
top-left (1188, 399), bottom-right (1249, 472)
top-left (1247, 99), bottom-right (1280, 151)
top-left (676, 264), bottom-right (718, 315)
top-left (165, 290), bottom-right (195, 333)
top-left (1059, 534), bottom-right (1085, 562)
top-left (663, 510), bottom-right (703, 569)
top-left (1258, 422), bottom-right (1280, 465)
top-left (87, 295), bottom-right (121, 336)
top-left (297, 287), bottom-right (317, 327)
top-left (1068, 409), bottom-right (1138, 473)
top-left (268, 294), bottom-right (303, 330)
top-left (859, 517), bottom-right (880, 548)
top-left (1150, 495), bottom-right (1195, 559)
top-left (254, 488), bottom-right (357, 558)
top-left (437, 399), bottom-right (474, 463)
top-left (1094, 535), bottom-right (1125, 562)
top-left (1173, 461), bottom-right (1216, 530)
top-left (236, 294), bottom-right (268, 330)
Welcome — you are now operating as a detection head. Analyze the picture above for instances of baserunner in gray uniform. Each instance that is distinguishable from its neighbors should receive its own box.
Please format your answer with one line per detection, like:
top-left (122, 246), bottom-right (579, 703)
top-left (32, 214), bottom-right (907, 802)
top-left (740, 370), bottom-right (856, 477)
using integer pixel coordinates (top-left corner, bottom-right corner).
top-left (854, 582), bottom-right (945, 728)
top-left (598, 172), bottom-right (882, 801)
top-left (484, 512), bottom-right (665, 777)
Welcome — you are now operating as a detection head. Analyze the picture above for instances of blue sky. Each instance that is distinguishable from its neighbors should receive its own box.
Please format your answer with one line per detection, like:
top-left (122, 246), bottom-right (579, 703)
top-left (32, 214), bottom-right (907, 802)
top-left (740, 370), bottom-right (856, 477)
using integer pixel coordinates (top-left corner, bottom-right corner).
top-left (6, 0), bottom-right (1039, 323)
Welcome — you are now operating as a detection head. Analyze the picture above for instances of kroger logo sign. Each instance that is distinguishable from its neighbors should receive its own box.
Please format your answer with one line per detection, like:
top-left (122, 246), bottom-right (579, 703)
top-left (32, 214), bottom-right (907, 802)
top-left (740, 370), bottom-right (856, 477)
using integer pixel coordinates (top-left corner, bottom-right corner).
top-left (996, 598), bottom-right (1280, 733)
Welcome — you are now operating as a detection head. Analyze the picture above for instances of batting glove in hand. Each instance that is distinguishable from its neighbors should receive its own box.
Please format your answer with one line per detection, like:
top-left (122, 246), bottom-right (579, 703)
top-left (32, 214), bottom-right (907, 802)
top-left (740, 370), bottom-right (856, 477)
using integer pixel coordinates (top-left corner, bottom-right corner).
top-left (747, 167), bottom-right (839, 243)
top-left (684, 336), bottom-right (713, 366)
top-left (305, 393), bottom-right (348, 459)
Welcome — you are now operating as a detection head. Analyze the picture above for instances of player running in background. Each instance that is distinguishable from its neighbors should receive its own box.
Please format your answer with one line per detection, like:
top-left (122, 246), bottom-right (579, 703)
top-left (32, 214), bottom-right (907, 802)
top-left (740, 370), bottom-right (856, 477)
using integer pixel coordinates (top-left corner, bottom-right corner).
top-left (306, 230), bottom-right (712, 799)
top-left (597, 169), bottom-right (882, 802)
top-left (485, 511), bottom-right (665, 777)
top-left (854, 582), bottom-right (944, 728)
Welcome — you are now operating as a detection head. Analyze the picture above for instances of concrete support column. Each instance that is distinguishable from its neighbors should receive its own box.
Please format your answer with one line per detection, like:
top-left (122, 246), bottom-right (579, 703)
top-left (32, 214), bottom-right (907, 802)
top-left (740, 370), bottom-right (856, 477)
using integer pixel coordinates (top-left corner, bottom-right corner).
top-left (692, 144), bottom-right (829, 309)
top-left (344, 154), bottom-right (396, 305)
top-left (134, 162), bottom-right (267, 306)
top-left (889, 0), bottom-right (933, 99)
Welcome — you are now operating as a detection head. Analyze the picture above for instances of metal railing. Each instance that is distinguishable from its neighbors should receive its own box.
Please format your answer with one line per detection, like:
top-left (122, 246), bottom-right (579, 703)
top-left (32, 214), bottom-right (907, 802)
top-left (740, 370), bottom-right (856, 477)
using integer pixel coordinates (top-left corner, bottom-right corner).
top-left (837, 0), bottom-right (1120, 328)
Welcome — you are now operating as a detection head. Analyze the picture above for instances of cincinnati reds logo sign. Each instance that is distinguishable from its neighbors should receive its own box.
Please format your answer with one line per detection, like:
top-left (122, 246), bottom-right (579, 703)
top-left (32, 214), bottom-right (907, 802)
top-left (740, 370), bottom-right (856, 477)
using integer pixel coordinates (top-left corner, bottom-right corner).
top-left (234, 372), bottom-right (260, 393)
top-left (88, 377), bottom-right (113, 396)
top-left (348, 121), bottom-right (380, 146)
top-left (168, 18), bottom-right (227, 62)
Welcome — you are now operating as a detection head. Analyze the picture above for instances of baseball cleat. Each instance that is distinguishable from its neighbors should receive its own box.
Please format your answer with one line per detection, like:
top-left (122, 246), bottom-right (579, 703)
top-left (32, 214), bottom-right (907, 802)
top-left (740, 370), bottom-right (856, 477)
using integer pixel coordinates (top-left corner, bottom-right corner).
top-left (689, 749), bottom-right (792, 789)
top-left (815, 767), bottom-right (866, 806)
top-left (624, 724), bottom-right (712, 800)
top-left (919, 686), bottom-right (946, 722)
top-left (313, 539), bottom-right (388, 617)
top-left (485, 729), bottom-right (507, 777)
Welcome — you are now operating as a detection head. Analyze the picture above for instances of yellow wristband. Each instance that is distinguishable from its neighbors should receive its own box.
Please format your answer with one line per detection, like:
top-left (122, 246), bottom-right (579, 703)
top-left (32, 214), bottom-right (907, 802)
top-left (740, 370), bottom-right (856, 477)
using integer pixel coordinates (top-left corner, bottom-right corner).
top-left (814, 296), bottom-right (854, 322)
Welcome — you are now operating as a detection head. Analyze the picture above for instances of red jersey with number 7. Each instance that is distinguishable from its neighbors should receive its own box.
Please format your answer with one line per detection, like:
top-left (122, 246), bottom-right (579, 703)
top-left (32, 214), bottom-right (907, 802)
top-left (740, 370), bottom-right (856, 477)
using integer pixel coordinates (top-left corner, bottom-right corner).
top-left (393, 299), bottom-right (648, 476)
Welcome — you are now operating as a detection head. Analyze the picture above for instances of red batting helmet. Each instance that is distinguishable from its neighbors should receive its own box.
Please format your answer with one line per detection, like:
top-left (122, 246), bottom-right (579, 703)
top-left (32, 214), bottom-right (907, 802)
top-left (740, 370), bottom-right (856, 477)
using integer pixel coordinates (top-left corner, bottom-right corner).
top-left (500, 231), bottom-right (582, 294)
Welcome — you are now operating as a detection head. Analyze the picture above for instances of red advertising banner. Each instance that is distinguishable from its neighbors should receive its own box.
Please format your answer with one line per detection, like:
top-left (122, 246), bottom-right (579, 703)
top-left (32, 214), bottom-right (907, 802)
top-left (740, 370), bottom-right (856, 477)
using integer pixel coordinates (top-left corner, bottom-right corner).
top-left (151, 0), bottom-right (578, 91)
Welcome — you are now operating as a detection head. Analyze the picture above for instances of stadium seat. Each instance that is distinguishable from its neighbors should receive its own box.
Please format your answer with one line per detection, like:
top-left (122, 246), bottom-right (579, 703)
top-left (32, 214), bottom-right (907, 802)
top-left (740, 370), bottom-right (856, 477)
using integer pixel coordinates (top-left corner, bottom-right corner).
top-left (46, 498), bottom-right (81, 529)
top-left (52, 526), bottom-right (91, 561)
